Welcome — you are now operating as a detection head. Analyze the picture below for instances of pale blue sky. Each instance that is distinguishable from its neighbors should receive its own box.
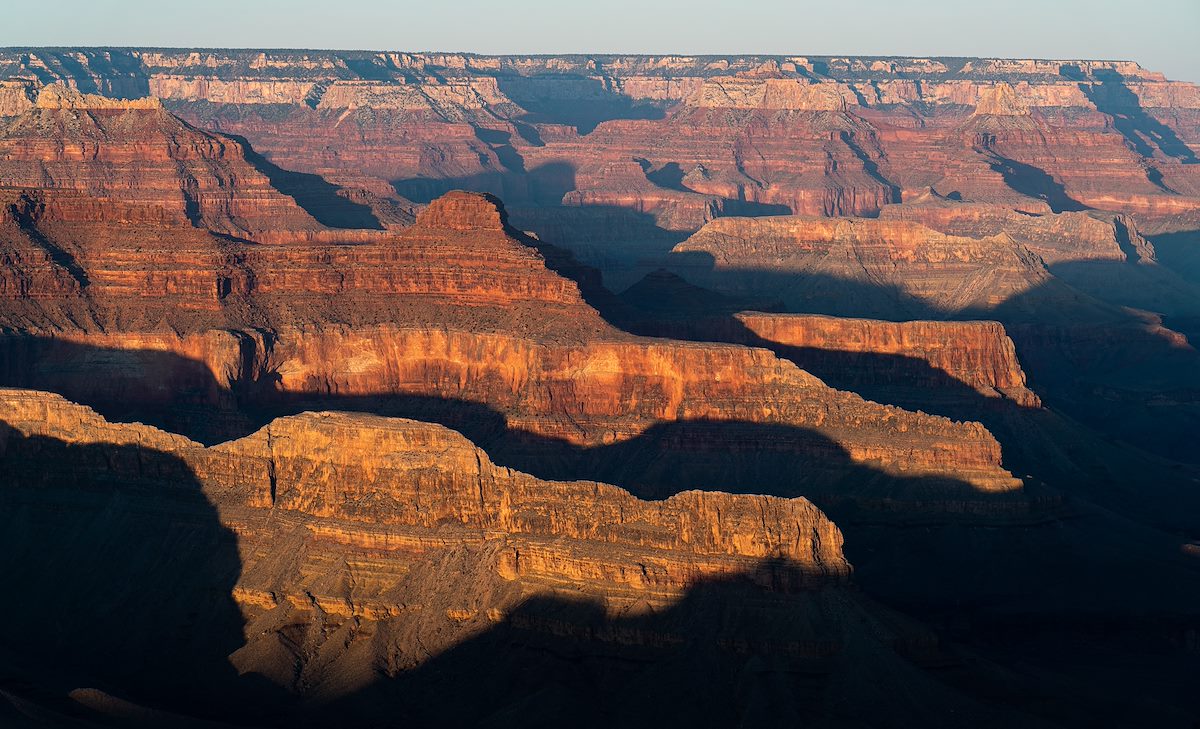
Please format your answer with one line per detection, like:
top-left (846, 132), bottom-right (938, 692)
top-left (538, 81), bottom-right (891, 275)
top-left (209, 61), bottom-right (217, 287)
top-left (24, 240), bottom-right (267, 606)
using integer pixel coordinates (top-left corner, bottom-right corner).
top-left (3, 0), bottom-right (1197, 82)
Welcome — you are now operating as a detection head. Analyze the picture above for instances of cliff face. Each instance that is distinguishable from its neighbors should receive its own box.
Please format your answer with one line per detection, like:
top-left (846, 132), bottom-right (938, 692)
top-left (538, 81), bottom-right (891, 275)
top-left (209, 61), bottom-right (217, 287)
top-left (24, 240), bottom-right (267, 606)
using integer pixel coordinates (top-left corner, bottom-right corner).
top-left (734, 313), bottom-right (1041, 407)
top-left (2, 48), bottom-right (1200, 727)
top-left (0, 323), bottom-right (1023, 506)
top-left (0, 84), bottom-right (326, 237)
top-left (672, 214), bottom-right (1055, 317)
top-left (0, 389), bottom-right (850, 594)
top-left (877, 201), bottom-right (1154, 264)
top-left (4, 50), bottom-right (1194, 266)
top-left (0, 176), bottom-right (1023, 507)
top-left (0, 389), bottom-right (879, 723)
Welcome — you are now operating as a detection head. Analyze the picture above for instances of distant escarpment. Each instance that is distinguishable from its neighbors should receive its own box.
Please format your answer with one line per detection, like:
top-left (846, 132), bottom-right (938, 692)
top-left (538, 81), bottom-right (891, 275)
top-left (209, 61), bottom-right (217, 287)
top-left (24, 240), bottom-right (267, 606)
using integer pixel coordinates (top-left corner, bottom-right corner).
top-left (3, 50), bottom-right (1196, 281)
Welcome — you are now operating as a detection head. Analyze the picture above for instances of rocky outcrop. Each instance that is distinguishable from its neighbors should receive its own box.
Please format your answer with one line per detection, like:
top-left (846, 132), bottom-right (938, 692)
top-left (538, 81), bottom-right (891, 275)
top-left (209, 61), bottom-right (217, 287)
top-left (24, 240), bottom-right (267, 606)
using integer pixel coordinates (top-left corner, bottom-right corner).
top-left (0, 84), bottom-right (338, 238)
top-left (0, 322), bottom-right (1025, 506)
top-left (0, 388), bottom-right (850, 595)
top-left (735, 313), bottom-right (1041, 407)
top-left (0, 80), bottom-right (35, 115)
top-left (672, 214), bottom-right (1056, 317)
top-left (877, 201), bottom-right (1154, 263)
top-left (0, 186), bottom-right (1024, 507)
top-left (7, 49), bottom-right (1193, 278)
top-left (8, 387), bottom-right (1104, 728)
top-left (2, 48), bottom-right (1200, 727)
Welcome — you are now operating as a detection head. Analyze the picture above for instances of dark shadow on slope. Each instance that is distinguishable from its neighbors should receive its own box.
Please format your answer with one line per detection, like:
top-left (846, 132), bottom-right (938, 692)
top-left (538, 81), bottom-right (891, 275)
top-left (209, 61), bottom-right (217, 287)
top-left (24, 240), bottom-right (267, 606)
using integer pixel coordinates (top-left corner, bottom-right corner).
top-left (508, 203), bottom-right (692, 291)
top-left (225, 133), bottom-right (383, 229)
top-left (975, 143), bottom-right (1088, 213)
top-left (1082, 69), bottom-right (1198, 164)
top-left (648, 250), bottom-right (944, 321)
top-left (0, 422), bottom-right (256, 723)
top-left (311, 560), bottom-right (1083, 729)
top-left (393, 167), bottom-right (791, 292)
top-left (7, 193), bottom-right (89, 288)
top-left (1149, 228), bottom-right (1200, 287)
top-left (2, 340), bottom-right (1199, 725)
top-left (11, 49), bottom-right (150, 99)
top-left (392, 161), bottom-right (578, 207)
top-left (635, 158), bottom-right (688, 191)
top-left (0, 336), bottom-right (1012, 509)
top-left (629, 159), bottom-right (793, 217)
top-left (3, 327), bottom-right (1198, 535)
top-left (1046, 258), bottom-right (1200, 320)
top-left (472, 126), bottom-right (526, 173)
top-left (554, 250), bottom-right (1200, 523)
top-left (496, 75), bottom-right (669, 135)
top-left (840, 130), bottom-right (902, 203)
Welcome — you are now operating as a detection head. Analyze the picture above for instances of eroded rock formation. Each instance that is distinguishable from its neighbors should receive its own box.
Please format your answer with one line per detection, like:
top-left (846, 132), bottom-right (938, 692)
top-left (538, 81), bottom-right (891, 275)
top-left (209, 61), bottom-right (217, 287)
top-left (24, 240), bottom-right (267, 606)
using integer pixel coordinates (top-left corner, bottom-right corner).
top-left (1, 48), bottom-right (1200, 728)
top-left (734, 313), bottom-right (1041, 407)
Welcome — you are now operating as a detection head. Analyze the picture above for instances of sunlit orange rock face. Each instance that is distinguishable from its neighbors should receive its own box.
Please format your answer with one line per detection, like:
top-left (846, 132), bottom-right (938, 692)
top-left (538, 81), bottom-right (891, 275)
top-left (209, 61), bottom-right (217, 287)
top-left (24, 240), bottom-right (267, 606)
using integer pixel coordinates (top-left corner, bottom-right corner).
top-left (0, 184), bottom-right (1023, 505)
top-left (1, 50), bottom-right (1200, 727)
top-left (734, 313), bottom-right (1041, 408)
top-left (0, 390), bottom-right (892, 725)
top-left (0, 389), bottom-right (851, 598)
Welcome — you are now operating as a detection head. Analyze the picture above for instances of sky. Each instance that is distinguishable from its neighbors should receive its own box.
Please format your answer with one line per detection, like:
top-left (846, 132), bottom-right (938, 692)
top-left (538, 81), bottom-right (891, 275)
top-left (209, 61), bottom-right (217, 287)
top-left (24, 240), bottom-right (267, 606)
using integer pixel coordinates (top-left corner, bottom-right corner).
top-left (3, 0), bottom-right (1197, 82)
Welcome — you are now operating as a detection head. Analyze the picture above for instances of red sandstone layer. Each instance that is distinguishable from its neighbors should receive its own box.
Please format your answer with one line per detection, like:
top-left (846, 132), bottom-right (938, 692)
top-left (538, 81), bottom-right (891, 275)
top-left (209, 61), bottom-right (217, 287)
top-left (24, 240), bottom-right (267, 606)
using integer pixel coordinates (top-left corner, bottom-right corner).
top-left (734, 312), bottom-right (1041, 407)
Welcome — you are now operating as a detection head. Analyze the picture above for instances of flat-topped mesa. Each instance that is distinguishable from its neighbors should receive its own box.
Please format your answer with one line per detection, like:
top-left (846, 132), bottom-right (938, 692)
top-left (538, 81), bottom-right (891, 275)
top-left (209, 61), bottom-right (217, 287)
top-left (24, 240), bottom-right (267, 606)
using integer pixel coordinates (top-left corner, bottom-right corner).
top-left (33, 82), bottom-right (163, 110)
top-left (735, 313), bottom-right (1041, 408)
top-left (672, 214), bottom-right (1056, 318)
top-left (877, 201), bottom-right (1156, 264)
top-left (413, 190), bottom-right (510, 231)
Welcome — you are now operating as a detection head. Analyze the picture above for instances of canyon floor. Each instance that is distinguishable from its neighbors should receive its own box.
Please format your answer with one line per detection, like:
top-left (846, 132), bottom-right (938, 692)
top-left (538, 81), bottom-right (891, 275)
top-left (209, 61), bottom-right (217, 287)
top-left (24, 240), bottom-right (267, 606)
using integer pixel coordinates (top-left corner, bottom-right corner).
top-left (0, 50), bottom-right (1199, 728)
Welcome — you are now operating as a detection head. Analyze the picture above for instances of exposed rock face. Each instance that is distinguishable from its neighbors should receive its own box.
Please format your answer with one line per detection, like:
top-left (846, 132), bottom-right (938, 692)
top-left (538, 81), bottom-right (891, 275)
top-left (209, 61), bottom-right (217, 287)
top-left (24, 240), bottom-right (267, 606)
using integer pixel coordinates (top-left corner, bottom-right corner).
top-left (0, 324), bottom-right (1024, 507)
top-left (672, 214), bottom-right (1055, 317)
top-left (0, 389), bottom-right (850, 591)
top-left (3, 48), bottom-right (1200, 727)
top-left (877, 200), bottom-right (1154, 264)
top-left (0, 84), bottom-right (326, 237)
top-left (0, 135), bottom-right (1024, 509)
top-left (735, 313), bottom-right (1041, 407)
top-left (4, 50), bottom-right (1197, 292)
top-left (0, 389), bottom-right (887, 725)
top-left (0, 199), bottom-right (1031, 522)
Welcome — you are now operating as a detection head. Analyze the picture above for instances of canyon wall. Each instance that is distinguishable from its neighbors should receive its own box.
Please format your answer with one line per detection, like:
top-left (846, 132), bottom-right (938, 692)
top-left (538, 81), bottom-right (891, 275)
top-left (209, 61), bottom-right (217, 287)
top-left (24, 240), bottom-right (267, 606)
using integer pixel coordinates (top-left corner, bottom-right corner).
top-left (1, 48), bottom-right (1199, 726)
top-left (734, 313), bottom-right (1041, 407)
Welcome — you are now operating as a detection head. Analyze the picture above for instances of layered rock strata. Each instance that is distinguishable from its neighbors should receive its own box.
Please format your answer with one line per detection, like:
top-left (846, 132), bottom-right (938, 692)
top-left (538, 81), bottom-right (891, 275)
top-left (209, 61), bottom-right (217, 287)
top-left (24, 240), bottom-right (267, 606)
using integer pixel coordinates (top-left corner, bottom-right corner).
top-left (734, 313), bottom-right (1041, 407)
top-left (0, 172), bottom-right (1025, 507)
top-left (4, 50), bottom-right (1195, 279)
